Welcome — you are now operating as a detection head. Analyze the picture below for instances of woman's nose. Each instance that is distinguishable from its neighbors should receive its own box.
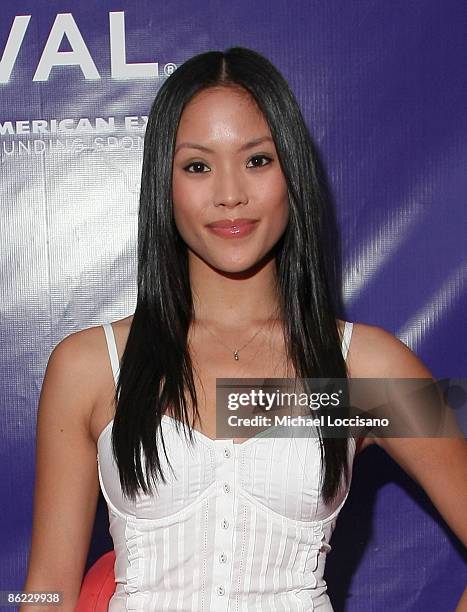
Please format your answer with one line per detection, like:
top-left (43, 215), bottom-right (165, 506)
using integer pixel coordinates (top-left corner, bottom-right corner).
top-left (212, 166), bottom-right (249, 208)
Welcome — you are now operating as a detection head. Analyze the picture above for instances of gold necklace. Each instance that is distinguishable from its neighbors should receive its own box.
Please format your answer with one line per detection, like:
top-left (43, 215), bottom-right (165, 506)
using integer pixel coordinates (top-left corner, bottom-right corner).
top-left (199, 313), bottom-right (277, 361)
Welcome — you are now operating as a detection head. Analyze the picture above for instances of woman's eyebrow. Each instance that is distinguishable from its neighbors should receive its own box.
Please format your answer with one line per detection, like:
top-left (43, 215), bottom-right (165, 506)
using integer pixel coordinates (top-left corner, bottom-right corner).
top-left (174, 136), bottom-right (273, 155)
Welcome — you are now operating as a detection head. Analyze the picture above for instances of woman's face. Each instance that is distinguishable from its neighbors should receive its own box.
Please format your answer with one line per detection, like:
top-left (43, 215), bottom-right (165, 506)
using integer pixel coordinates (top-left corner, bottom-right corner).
top-left (172, 86), bottom-right (289, 274)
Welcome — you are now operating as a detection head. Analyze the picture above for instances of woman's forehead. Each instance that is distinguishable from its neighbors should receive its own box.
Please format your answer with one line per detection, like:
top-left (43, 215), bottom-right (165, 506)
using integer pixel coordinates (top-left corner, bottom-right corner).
top-left (176, 87), bottom-right (269, 142)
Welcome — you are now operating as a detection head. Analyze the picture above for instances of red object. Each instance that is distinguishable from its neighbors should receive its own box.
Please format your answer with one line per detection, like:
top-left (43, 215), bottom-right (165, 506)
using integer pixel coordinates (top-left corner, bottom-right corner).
top-left (75, 550), bottom-right (116, 611)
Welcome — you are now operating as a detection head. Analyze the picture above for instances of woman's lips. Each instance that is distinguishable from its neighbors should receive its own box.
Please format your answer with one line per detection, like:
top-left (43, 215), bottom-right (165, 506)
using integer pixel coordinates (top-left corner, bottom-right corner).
top-left (206, 219), bottom-right (259, 239)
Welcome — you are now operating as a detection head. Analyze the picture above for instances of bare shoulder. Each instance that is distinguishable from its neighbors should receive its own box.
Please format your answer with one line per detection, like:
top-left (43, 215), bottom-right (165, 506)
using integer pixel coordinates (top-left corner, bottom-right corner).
top-left (345, 321), bottom-right (433, 453)
top-left (46, 325), bottom-right (108, 431)
top-left (46, 315), bottom-right (134, 440)
top-left (346, 321), bottom-right (433, 379)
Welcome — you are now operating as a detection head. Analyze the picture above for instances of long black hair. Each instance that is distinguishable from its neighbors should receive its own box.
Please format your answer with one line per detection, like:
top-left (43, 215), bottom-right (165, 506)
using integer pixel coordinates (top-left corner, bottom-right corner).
top-left (112, 46), bottom-right (350, 504)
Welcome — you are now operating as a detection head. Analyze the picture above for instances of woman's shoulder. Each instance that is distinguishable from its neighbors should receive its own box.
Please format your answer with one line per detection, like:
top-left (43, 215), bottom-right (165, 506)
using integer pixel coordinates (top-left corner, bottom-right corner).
top-left (341, 320), bottom-right (434, 453)
top-left (55, 315), bottom-right (133, 362)
top-left (48, 316), bottom-right (134, 443)
top-left (50, 324), bottom-right (105, 382)
top-left (342, 320), bottom-right (432, 379)
top-left (51, 317), bottom-right (132, 401)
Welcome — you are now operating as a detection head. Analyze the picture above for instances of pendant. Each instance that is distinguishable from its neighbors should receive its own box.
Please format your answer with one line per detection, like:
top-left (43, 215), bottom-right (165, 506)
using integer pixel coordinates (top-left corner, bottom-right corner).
top-left (234, 350), bottom-right (239, 361)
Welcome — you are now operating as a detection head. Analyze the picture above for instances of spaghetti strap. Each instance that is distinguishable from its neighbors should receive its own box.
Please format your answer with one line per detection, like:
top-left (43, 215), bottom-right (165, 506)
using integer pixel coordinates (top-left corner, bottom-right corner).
top-left (102, 322), bottom-right (120, 387)
top-left (341, 321), bottom-right (353, 361)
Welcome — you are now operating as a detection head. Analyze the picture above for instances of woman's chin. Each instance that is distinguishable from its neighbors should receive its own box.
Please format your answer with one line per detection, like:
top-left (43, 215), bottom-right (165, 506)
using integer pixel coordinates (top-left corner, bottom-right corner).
top-left (209, 253), bottom-right (274, 277)
top-left (188, 245), bottom-right (274, 276)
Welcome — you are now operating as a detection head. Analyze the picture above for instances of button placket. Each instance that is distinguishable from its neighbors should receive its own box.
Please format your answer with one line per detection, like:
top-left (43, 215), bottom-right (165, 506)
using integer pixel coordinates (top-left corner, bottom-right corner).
top-left (211, 439), bottom-right (235, 607)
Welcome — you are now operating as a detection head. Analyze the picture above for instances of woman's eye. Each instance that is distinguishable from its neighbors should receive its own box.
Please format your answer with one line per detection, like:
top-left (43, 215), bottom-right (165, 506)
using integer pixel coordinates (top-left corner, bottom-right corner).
top-left (184, 161), bottom-right (210, 173)
top-left (246, 155), bottom-right (273, 168)
top-left (183, 155), bottom-right (272, 173)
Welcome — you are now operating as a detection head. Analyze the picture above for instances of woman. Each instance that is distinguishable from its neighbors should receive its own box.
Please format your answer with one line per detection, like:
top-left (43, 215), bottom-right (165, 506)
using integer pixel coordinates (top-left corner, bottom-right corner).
top-left (23, 47), bottom-right (466, 611)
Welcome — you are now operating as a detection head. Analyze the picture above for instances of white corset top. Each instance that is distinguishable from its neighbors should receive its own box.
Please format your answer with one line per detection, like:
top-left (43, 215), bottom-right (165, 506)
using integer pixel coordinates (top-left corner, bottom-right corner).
top-left (97, 321), bottom-right (355, 611)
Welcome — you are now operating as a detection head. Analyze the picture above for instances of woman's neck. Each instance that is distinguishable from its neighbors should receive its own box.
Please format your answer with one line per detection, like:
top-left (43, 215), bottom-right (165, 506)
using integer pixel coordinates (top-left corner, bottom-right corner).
top-left (189, 253), bottom-right (282, 328)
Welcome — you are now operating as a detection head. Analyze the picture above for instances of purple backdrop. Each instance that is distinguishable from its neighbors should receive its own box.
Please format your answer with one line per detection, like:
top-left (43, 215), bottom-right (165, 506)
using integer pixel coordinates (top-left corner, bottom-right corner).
top-left (1, 1), bottom-right (466, 610)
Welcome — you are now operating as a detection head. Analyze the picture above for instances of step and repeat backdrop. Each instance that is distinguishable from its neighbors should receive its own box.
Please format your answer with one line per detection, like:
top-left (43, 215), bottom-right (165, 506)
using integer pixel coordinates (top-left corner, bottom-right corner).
top-left (1, 1), bottom-right (466, 610)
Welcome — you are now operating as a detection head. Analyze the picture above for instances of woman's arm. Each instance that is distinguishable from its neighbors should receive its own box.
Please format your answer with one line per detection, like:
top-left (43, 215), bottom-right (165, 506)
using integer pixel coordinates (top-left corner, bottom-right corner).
top-left (350, 323), bottom-right (467, 547)
top-left (21, 331), bottom-right (102, 611)
top-left (455, 587), bottom-right (467, 612)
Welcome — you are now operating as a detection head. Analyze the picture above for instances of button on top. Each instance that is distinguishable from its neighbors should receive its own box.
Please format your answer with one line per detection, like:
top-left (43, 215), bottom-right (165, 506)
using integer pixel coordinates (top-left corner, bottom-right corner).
top-left (216, 585), bottom-right (225, 596)
top-left (223, 448), bottom-right (231, 458)
top-left (223, 483), bottom-right (230, 493)
top-left (219, 553), bottom-right (227, 563)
